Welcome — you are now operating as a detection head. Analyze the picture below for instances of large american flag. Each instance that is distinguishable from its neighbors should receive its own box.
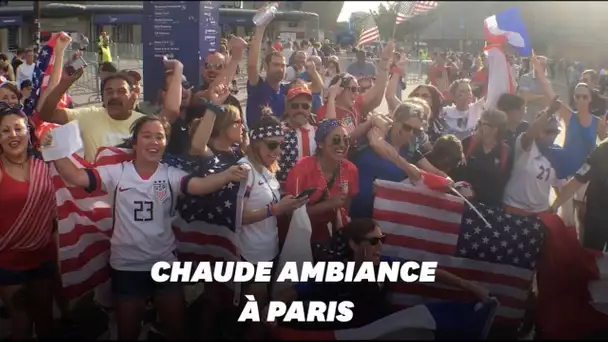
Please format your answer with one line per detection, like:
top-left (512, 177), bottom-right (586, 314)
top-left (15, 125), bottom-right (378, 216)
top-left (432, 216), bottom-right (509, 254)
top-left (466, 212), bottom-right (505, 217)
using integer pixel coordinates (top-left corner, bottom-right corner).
top-left (372, 180), bottom-right (544, 328)
top-left (357, 13), bottom-right (380, 46)
top-left (396, 1), bottom-right (438, 25)
top-left (26, 33), bottom-right (71, 125)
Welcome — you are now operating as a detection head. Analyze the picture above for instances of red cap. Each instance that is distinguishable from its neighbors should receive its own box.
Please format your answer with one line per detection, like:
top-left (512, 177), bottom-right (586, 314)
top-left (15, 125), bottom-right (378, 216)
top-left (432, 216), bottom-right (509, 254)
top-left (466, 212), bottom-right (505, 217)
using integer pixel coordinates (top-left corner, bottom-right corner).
top-left (287, 86), bottom-right (312, 100)
top-left (272, 42), bottom-right (283, 51)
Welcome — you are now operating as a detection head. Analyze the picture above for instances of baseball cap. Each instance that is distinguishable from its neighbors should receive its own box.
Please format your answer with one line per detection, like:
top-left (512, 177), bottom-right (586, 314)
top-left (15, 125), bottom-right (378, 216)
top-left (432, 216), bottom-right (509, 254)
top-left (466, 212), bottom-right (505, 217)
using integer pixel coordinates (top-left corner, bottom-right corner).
top-left (286, 86), bottom-right (312, 101)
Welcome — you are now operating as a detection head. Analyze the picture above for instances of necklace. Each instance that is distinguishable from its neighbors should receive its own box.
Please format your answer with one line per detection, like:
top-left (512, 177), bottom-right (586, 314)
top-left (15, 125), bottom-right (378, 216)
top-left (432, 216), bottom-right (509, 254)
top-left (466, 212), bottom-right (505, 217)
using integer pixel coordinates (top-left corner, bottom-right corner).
top-left (2, 155), bottom-right (28, 169)
top-left (316, 157), bottom-right (345, 195)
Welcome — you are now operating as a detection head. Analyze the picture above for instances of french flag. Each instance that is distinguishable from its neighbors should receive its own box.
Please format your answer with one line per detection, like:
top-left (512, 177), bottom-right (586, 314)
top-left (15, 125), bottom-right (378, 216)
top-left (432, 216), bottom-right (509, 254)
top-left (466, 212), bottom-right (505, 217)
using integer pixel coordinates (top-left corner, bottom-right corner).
top-left (482, 7), bottom-right (531, 109)
top-left (483, 7), bottom-right (531, 57)
top-left (272, 300), bottom-right (499, 340)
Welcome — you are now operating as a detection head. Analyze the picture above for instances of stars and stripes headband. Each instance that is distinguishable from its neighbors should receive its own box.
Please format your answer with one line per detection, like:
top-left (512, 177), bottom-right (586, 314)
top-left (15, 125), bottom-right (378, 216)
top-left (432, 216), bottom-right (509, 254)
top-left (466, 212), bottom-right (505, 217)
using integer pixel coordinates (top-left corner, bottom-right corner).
top-left (249, 124), bottom-right (284, 141)
top-left (0, 101), bottom-right (24, 116)
top-left (314, 119), bottom-right (342, 143)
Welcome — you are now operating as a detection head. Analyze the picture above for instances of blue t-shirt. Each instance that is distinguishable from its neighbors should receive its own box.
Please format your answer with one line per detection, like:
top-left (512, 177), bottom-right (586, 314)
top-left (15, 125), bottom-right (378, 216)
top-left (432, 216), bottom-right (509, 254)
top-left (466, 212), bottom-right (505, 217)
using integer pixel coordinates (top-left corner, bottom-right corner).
top-left (246, 76), bottom-right (288, 128)
top-left (350, 135), bottom-right (424, 218)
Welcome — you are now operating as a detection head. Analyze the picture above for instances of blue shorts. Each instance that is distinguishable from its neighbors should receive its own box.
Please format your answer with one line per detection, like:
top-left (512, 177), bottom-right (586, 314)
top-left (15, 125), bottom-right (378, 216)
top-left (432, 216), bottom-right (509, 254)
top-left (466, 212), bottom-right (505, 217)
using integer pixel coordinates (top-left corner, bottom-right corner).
top-left (110, 268), bottom-right (182, 300)
top-left (0, 261), bottom-right (56, 286)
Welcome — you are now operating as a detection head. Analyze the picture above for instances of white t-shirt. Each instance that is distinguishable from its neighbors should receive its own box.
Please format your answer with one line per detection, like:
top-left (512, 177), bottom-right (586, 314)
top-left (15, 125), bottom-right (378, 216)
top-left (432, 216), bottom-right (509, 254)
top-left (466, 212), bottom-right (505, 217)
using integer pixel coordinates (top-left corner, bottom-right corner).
top-left (16, 62), bottom-right (35, 86)
top-left (441, 99), bottom-right (484, 141)
top-left (283, 48), bottom-right (294, 64)
top-left (503, 135), bottom-right (563, 213)
top-left (236, 157), bottom-right (280, 263)
top-left (96, 161), bottom-right (187, 271)
top-left (285, 66), bottom-right (300, 82)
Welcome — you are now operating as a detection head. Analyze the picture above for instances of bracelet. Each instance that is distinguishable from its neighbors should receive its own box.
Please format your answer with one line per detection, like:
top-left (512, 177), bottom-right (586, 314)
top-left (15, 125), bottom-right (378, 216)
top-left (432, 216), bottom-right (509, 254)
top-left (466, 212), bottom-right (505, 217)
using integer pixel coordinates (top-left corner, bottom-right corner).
top-left (269, 203), bottom-right (276, 216)
top-left (201, 99), bottom-right (227, 115)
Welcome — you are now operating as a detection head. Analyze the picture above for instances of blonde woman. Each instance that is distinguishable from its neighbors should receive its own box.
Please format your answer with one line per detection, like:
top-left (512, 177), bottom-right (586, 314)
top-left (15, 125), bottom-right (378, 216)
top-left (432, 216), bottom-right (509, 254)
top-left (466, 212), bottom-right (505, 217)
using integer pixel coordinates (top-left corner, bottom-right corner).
top-left (236, 114), bottom-right (308, 339)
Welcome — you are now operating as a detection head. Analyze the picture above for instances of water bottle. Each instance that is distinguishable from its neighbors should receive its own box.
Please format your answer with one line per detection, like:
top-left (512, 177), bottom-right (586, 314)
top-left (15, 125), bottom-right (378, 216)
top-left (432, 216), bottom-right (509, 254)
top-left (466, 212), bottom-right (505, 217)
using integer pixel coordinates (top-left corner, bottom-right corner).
top-left (252, 2), bottom-right (278, 27)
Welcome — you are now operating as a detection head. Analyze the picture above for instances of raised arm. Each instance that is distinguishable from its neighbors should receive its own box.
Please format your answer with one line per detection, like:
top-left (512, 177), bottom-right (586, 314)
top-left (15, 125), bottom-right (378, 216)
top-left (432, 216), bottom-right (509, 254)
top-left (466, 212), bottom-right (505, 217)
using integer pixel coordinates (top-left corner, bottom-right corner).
top-left (185, 165), bottom-right (248, 196)
top-left (37, 33), bottom-right (71, 112)
top-left (247, 20), bottom-right (271, 87)
top-left (158, 59), bottom-right (183, 122)
top-left (213, 36), bottom-right (248, 88)
top-left (189, 85), bottom-right (231, 156)
top-left (531, 56), bottom-right (571, 122)
top-left (385, 59), bottom-right (408, 113)
top-left (360, 41), bottom-right (394, 113)
top-left (38, 67), bottom-right (84, 124)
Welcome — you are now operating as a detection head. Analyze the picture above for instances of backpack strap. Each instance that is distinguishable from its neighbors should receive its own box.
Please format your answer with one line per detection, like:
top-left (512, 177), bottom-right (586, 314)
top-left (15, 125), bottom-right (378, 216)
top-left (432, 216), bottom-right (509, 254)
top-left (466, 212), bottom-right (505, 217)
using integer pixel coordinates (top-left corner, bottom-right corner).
top-left (499, 142), bottom-right (510, 171)
top-left (465, 136), bottom-right (479, 159)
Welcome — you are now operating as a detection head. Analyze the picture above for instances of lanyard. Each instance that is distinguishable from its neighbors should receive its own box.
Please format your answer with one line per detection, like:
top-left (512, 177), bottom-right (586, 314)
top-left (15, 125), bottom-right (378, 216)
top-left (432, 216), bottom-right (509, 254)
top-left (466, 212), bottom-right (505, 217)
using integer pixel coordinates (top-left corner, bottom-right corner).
top-left (260, 172), bottom-right (279, 204)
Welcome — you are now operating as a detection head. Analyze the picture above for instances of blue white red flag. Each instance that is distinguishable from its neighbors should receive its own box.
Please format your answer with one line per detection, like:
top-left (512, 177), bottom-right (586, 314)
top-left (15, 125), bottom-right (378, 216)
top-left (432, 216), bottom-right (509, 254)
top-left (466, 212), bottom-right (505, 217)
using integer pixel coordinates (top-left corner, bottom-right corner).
top-left (484, 7), bottom-right (531, 56)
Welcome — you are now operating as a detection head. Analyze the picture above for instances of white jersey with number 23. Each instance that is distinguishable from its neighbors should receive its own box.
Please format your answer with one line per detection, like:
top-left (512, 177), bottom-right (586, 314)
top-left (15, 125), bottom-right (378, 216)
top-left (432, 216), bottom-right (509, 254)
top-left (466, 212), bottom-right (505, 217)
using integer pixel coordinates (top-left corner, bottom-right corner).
top-left (95, 161), bottom-right (187, 271)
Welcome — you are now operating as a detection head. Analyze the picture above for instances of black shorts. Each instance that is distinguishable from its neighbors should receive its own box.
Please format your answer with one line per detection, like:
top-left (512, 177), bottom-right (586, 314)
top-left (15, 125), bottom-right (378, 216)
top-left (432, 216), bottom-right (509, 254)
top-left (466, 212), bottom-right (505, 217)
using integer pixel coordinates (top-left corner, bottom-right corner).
top-left (110, 268), bottom-right (182, 300)
top-left (0, 261), bottom-right (55, 286)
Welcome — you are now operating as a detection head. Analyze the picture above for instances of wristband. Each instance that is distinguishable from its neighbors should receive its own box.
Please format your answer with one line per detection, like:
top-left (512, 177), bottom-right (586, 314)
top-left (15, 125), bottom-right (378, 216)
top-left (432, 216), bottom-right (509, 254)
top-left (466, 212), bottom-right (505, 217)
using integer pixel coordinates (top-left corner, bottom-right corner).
top-left (269, 203), bottom-right (276, 216)
top-left (201, 99), bottom-right (227, 115)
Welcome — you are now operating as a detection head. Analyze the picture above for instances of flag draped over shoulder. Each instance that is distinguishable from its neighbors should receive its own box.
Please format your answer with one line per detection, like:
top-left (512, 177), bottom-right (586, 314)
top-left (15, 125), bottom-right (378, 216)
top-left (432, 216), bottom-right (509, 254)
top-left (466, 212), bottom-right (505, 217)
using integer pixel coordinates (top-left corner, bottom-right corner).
top-left (26, 33), bottom-right (71, 127)
top-left (535, 213), bottom-right (608, 339)
top-left (272, 299), bottom-right (499, 340)
top-left (372, 180), bottom-right (544, 329)
top-left (357, 13), bottom-right (380, 46)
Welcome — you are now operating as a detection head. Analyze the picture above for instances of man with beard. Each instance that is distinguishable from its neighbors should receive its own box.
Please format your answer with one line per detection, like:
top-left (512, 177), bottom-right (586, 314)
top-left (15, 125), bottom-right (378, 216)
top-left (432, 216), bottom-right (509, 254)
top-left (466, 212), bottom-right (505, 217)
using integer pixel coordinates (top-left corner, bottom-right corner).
top-left (285, 50), bottom-right (307, 82)
top-left (246, 18), bottom-right (288, 127)
top-left (166, 37), bottom-right (247, 155)
top-left (276, 86), bottom-right (317, 183)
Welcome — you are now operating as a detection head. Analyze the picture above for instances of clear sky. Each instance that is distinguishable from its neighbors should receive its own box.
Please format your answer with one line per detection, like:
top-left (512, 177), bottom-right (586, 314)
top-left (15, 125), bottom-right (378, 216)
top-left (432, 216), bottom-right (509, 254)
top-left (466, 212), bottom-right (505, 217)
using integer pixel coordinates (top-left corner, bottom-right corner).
top-left (337, 1), bottom-right (390, 22)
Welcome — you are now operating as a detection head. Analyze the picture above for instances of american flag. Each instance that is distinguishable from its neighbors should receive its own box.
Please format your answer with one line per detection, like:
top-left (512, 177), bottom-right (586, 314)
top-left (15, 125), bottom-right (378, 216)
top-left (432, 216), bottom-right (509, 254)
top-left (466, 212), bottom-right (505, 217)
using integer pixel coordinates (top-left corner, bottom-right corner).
top-left (26, 33), bottom-right (71, 126)
top-left (535, 213), bottom-right (608, 339)
top-left (168, 154), bottom-right (242, 265)
top-left (277, 125), bottom-right (316, 182)
top-left (357, 13), bottom-right (380, 46)
top-left (396, 1), bottom-right (438, 25)
top-left (372, 180), bottom-right (544, 328)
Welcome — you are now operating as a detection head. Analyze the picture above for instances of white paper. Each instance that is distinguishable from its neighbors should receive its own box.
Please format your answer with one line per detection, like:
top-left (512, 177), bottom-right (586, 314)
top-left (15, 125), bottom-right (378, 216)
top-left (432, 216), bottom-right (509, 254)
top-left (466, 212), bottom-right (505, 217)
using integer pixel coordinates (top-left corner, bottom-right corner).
top-left (41, 121), bottom-right (83, 161)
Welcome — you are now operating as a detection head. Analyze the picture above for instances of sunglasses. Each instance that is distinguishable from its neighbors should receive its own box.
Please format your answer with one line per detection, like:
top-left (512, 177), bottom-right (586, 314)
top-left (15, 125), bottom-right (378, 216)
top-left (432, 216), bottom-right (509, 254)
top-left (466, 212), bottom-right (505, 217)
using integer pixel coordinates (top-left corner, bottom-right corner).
top-left (205, 62), bottom-right (224, 70)
top-left (331, 134), bottom-right (350, 146)
top-left (233, 119), bottom-right (243, 126)
top-left (358, 235), bottom-right (386, 246)
top-left (411, 92), bottom-right (431, 99)
top-left (575, 94), bottom-right (589, 100)
top-left (402, 123), bottom-right (423, 136)
top-left (360, 86), bottom-right (372, 93)
top-left (264, 140), bottom-right (281, 150)
top-left (290, 102), bottom-right (311, 110)
top-left (344, 86), bottom-right (360, 93)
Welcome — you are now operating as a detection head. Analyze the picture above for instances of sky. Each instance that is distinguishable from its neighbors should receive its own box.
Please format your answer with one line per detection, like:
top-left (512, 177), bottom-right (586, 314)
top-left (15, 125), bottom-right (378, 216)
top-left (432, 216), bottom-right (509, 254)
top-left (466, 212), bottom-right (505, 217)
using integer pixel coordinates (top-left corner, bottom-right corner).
top-left (337, 1), bottom-right (390, 22)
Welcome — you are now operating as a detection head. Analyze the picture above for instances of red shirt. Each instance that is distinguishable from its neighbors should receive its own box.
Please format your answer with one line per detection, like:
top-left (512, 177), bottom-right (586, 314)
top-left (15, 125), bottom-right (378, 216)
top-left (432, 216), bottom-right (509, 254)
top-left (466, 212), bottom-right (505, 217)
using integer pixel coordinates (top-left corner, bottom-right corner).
top-left (285, 156), bottom-right (359, 243)
top-left (316, 95), bottom-right (364, 134)
top-left (0, 168), bottom-right (55, 270)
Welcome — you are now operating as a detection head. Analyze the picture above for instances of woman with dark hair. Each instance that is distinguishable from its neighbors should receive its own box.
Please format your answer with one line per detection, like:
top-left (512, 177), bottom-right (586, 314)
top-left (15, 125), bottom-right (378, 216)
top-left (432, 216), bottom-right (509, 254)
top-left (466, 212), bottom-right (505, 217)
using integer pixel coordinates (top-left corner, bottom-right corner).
top-left (271, 218), bottom-right (491, 332)
top-left (44, 115), bottom-right (247, 340)
top-left (285, 119), bottom-right (359, 244)
top-left (407, 84), bottom-right (445, 142)
top-left (0, 102), bottom-right (56, 339)
top-left (452, 109), bottom-right (513, 206)
top-left (0, 82), bottom-right (22, 106)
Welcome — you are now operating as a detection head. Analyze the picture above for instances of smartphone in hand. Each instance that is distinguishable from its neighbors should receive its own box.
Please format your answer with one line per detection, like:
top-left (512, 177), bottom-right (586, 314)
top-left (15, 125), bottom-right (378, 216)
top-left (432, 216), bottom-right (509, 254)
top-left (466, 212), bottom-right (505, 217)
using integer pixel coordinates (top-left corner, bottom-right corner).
top-left (296, 187), bottom-right (317, 199)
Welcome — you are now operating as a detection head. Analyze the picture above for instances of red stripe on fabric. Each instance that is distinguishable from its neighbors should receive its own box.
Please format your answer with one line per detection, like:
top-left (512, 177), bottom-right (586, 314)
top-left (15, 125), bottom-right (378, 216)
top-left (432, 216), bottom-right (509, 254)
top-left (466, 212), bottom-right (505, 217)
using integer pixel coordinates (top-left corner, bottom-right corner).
top-left (385, 233), bottom-right (456, 255)
top-left (437, 265), bottom-right (531, 290)
top-left (59, 223), bottom-right (112, 248)
top-left (56, 199), bottom-right (112, 223)
top-left (373, 208), bottom-right (461, 235)
top-left (375, 186), bottom-right (465, 214)
top-left (62, 265), bottom-right (110, 300)
top-left (173, 229), bottom-right (238, 257)
top-left (391, 283), bottom-right (525, 310)
top-left (53, 176), bottom-right (108, 200)
top-left (300, 127), bottom-right (311, 157)
top-left (60, 239), bottom-right (110, 274)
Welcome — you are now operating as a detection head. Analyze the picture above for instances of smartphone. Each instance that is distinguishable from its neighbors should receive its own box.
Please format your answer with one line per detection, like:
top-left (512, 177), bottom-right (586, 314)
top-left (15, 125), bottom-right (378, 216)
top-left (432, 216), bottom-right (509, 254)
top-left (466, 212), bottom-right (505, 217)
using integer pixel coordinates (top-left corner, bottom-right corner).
top-left (296, 187), bottom-right (317, 199)
top-left (547, 95), bottom-right (561, 115)
top-left (70, 56), bottom-right (88, 70)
